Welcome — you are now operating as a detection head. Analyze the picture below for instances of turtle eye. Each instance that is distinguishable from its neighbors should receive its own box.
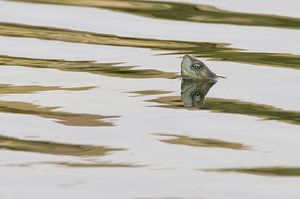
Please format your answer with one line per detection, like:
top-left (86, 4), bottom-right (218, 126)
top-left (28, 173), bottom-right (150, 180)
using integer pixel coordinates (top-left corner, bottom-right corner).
top-left (193, 91), bottom-right (202, 101)
top-left (192, 63), bottom-right (203, 70)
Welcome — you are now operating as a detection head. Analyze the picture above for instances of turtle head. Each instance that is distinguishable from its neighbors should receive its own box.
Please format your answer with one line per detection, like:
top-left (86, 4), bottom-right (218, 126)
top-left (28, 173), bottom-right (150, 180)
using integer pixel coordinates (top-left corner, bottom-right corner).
top-left (181, 55), bottom-right (217, 80)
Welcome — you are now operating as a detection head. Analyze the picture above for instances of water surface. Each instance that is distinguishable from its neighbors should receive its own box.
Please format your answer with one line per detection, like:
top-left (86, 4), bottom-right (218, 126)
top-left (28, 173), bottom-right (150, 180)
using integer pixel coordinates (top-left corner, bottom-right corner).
top-left (0, 0), bottom-right (299, 198)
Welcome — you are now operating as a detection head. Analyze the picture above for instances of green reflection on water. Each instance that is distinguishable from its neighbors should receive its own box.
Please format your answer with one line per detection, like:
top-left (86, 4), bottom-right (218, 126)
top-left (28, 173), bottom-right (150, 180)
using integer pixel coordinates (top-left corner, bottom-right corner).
top-left (0, 84), bottom-right (94, 94)
top-left (0, 83), bottom-right (118, 126)
top-left (52, 161), bottom-right (140, 168)
top-left (158, 134), bottom-right (248, 150)
top-left (0, 54), bottom-right (177, 79)
top-left (0, 135), bottom-right (123, 156)
top-left (208, 167), bottom-right (300, 176)
top-left (127, 90), bottom-right (172, 96)
top-left (1, 22), bottom-right (299, 70)
top-left (0, 100), bottom-right (118, 126)
top-left (4, 161), bottom-right (140, 168)
top-left (148, 96), bottom-right (300, 125)
top-left (14, 0), bottom-right (300, 30)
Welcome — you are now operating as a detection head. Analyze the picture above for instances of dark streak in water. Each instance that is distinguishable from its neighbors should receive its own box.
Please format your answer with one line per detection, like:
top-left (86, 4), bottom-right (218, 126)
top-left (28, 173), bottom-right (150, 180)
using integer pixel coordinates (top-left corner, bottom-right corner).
top-left (52, 161), bottom-right (140, 168)
top-left (0, 54), bottom-right (177, 79)
top-left (127, 90), bottom-right (173, 96)
top-left (2, 161), bottom-right (140, 168)
top-left (206, 167), bottom-right (300, 176)
top-left (0, 134), bottom-right (123, 156)
top-left (157, 134), bottom-right (248, 150)
top-left (148, 96), bottom-right (300, 125)
top-left (14, 0), bottom-right (300, 30)
top-left (0, 83), bottom-right (95, 94)
top-left (1, 22), bottom-right (300, 70)
top-left (0, 100), bottom-right (118, 126)
top-left (135, 197), bottom-right (204, 199)
top-left (0, 84), bottom-right (116, 126)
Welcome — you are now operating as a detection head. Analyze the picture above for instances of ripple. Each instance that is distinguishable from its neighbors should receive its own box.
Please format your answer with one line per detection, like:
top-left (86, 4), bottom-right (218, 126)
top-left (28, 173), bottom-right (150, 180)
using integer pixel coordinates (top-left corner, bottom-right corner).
top-left (0, 100), bottom-right (119, 126)
top-left (15, 0), bottom-right (300, 29)
top-left (0, 83), bottom-right (94, 94)
top-left (0, 54), bottom-right (177, 79)
top-left (148, 96), bottom-right (300, 125)
top-left (157, 133), bottom-right (249, 150)
top-left (0, 134), bottom-right (123, 156)
top-left (127, 90), bottom-right (173, 96)
top-left (1, 22), bottom-right (299, 70)
top-left (206, 167), bottom-right (300, 176)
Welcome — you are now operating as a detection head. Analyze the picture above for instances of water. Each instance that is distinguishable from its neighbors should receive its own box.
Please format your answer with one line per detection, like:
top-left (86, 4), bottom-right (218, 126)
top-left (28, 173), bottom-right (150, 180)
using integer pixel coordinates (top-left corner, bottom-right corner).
top-left (0, 0), bottom-right (299, 198)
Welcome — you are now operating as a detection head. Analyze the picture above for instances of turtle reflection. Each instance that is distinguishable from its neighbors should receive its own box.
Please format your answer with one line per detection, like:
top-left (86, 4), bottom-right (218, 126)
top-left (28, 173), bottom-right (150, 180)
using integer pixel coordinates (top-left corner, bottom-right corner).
top-left (181, 80), bottom-right (216, 108)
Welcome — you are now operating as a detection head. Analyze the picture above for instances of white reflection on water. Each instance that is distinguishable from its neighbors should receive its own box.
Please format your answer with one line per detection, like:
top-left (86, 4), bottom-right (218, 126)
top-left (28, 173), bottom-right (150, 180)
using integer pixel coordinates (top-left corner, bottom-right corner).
top-left (0, 0), bottom-right (300, 54)
top-left (0, 0), bottom-right (299, 198)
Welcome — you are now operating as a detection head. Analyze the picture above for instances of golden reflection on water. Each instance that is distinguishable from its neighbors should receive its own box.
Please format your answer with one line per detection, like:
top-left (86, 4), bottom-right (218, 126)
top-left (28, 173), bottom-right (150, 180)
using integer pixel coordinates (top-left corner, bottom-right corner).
top-left (0, 100), bottom-right (118, 126)
top-left (0, 134), bottom-right (123, 156)
top-left (158, 134), bottom-right (248, 150)
top-left (52, 161), bottom-right (140, 168)
top-left (15, 0), bottom-right (300, 29)
top-left (0, 83), bottom-right (119, 126)
top-left (135, 196), bottom-right (205, 199)
top-left (3, 161), bottom-right (140, 168)
top-left (127, 90), bottom-right (173, 96)
top-left (207, 167), bottom-right (300, 176)
top-left (1, 22), bottom-right (300, 70)
top-left (148, 96), bottom-right (300, 125)
top-left (0, 54), bottom-right (177, 79)
top-left (0, 84), bottom-right (94, 94)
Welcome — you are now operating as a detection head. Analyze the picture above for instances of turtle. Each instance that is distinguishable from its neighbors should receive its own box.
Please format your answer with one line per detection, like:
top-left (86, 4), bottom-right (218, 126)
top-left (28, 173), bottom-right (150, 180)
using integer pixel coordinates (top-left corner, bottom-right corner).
top-left (181, 55), bottom-right (221, 80)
